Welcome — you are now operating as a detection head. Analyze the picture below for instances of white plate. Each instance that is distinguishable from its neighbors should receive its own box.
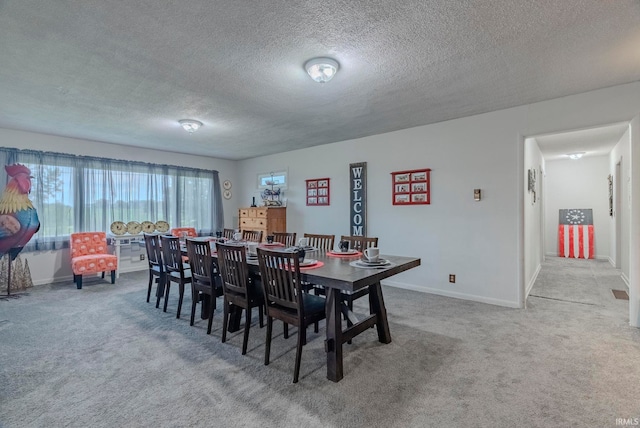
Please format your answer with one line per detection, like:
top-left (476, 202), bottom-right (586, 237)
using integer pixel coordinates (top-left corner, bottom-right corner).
top-left (360, 258), bottom-right (389, 265)
top-left (299, 259), bottom-right (318, 267)
top-left (330, 249), bottom-right (358, 255)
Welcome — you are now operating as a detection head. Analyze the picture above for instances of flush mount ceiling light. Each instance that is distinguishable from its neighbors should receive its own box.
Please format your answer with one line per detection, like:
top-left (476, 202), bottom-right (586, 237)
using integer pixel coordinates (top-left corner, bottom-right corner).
top-left (304, 57), bottom-right (339, 83)
top-left (178, 119), bottom-right (203, 133)
top-left (567, 152), bottom-right (586, 160)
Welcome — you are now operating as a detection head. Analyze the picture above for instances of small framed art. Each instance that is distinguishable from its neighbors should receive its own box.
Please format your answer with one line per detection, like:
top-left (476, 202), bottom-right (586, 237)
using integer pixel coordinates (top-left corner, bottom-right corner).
top-left (306, 178), bottom-right (330, 206)
top-left (391, 169), bottom-right (431, 205)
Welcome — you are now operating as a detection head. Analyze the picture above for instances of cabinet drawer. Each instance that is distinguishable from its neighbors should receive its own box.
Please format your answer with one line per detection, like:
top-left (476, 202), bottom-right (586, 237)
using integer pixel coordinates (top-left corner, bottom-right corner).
top-left (240, 218), bottom-right (266, 228)
top-left (256, 209), bottom-right (268, 218)
top-left (239, 209), bottom-right (249, 217)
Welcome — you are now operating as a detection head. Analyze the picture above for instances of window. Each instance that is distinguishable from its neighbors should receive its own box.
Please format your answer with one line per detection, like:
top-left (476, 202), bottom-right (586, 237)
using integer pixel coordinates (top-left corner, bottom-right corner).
top-left (257, 170), bottom-right (288, 189)
top-left (0, 148), bottom-right (224, 251)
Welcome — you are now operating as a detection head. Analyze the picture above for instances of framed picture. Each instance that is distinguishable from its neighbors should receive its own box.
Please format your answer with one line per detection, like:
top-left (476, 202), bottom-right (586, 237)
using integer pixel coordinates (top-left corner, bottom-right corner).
top-left (306, 178), bottom-right (330, 206)
top-left (391, 168), bottom-right (431, 205)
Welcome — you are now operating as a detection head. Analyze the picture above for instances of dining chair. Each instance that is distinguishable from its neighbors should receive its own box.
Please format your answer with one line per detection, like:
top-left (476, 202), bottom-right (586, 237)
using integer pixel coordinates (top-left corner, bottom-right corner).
top-left (303, 233), bottom-right (335, 251)
top-left (273, 232), bottom-right (296, 247)
top-left (339, 235), bottom-right (378, 251)
top-left (186, 239), bottom-right (223, 334)
top-left (223, 228), bottom-right (235, 240)
top-left (160, 235), bottom-right (192, 318)
top-left (256, 247), bottom-right (326, 383)
top-left (170, 227), bottom-right (198, 238)
top-left (216, 243), bottom-right (264, 354)
top-left (242, 229), bottom-right (263, 243)
top-left (70, 232), bottom-right (117, 290)
top-left (143, 233), bottom-right (165, 307)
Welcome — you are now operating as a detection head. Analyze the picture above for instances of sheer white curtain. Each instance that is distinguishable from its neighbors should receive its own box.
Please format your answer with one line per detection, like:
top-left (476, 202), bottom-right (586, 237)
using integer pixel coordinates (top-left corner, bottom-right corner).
top-left (1, 148), bottom-right (224, 251)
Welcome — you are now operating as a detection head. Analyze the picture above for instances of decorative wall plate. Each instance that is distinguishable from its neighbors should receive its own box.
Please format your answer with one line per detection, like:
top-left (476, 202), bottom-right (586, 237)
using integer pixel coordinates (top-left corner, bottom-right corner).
top-left (155, 220), bottom-right (170, 233)
top-left (223, 180), bottom-right (232, 190)
top-left (141, 221), bottom-right (156, 233)
top-left (126, 221), bottom-right (142, 234)
top-left (223, 189), bottom-right (232, 199)
top-left (110, 221), bottom-right (126, 235)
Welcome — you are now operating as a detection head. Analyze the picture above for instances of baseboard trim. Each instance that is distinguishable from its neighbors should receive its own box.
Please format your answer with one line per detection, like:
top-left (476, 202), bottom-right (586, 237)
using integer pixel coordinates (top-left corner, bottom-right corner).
top-left (621, 272), bottom-right (630, 288)
top-left (382, 279), bottom-right (520, 308)
top-left (526, 264), bottom-right (542, 299)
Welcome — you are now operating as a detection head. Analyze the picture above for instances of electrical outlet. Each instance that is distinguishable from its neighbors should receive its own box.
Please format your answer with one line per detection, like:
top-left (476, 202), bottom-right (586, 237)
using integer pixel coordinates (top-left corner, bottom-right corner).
top-left (139, 254), bottom-right (145, 261)
top-left (449, 274), bottom-right (455, 283)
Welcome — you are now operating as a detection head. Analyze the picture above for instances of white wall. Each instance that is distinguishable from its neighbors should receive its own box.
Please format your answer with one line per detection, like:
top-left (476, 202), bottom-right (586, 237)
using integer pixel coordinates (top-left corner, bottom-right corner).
top-left (609, 127), bottom-right (630, 277)
top-left (1, 127), bottom-right (240, 285)
top-left (239, 81), bottom-right (640, 309)
top-left (544, 156), bottom-right (610, 259)
top-left (524, 138), bottom-right (544, 297)
top-left (629, 114), bottom-right (640, 327)
top-left (240, 107), bottom-right (526, 307)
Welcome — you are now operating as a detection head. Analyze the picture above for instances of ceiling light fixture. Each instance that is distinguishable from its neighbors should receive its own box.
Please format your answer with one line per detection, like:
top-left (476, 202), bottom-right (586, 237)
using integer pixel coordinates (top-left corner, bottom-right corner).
top-left (178, 119), bottom-right (203, 133)
top-left (304, 57), bottom-right (339, 83)
top-left (567, 152), bottom-right (585, 160)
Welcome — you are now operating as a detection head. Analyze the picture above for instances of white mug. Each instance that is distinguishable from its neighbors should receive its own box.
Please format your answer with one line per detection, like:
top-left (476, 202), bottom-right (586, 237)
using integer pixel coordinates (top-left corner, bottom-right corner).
top-left (297, 237), bottom-right (309, 247)
top-left (233, 232), bottom-right (242, 241)
top-left (364, 247), bottom-right (380, 262)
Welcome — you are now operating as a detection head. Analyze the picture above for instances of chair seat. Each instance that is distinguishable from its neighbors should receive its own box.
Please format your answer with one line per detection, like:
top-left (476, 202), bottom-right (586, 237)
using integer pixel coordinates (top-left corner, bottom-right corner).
top-left (270, 293), bottom-right (325, 318)
top-left (302, 293), bottom-right (326, 315)
top-left (168, 270), bottom-right (192, 281)
top-left (71, 254), bottom-right (117, 275)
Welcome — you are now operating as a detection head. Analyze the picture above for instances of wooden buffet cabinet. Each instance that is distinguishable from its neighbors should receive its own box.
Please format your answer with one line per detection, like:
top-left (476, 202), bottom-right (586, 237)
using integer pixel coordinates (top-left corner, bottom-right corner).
top-left (238, 207), bottom-right (286, 241)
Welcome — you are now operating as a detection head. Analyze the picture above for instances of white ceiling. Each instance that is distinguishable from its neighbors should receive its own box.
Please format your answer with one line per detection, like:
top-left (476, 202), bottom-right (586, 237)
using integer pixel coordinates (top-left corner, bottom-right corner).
top-left (535, 123), bottom-right (629, 162)
top-left (1, 1), bottom-right (640, 160)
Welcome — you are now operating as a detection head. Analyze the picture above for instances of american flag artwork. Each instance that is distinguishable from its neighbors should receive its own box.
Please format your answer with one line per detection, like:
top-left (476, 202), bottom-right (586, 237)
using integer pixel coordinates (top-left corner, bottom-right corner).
top-left (558, 209), bottom-right (594, 259)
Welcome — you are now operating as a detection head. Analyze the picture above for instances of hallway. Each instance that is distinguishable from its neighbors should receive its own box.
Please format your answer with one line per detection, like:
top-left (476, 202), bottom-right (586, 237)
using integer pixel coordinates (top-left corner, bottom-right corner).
top-left (529, 257), bottom-right (629, 323)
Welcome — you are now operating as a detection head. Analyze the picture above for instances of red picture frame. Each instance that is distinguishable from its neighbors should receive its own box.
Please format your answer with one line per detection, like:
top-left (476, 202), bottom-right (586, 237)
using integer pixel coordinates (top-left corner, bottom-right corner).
top-left (391, 169), bottom-right (431, 205)
top-left (306, 178), bottom-right (330, 206)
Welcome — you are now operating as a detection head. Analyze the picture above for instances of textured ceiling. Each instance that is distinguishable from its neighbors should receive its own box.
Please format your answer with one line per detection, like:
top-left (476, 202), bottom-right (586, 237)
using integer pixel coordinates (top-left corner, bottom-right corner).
top-left (1, 1), bottom-right (640, 160)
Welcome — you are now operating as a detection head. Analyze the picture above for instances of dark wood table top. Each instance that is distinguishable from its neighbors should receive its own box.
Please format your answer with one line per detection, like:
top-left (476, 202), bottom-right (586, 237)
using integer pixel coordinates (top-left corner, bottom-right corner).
top-left (183, 243), bottom-right (421, 292)
top-left (294, 251), bottom-right (420, 292)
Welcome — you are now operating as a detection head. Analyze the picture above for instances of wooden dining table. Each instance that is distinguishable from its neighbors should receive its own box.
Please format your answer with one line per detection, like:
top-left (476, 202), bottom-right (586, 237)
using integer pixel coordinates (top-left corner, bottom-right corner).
top-left (184, 240), bottom-right (421, 382)
top-left (293, 250), bottom-right (421, 382)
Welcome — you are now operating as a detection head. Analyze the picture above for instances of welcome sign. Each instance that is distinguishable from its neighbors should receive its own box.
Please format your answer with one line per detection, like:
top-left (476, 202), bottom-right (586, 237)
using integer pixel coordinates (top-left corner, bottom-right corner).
top-left (349, 162), bottom-right (367, 236)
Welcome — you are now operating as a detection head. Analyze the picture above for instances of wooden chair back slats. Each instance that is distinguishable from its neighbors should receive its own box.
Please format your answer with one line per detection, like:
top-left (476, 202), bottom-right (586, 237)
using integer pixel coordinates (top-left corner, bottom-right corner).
top-left (273, 232), bottom-right (297, 247)
top-left (186, 239), bottom-right (213, 286)
top-left (160, 236), bottom-right (186, 277)
top-left (242, 229), bottom-right (263, 243)
top-left (143, 233), bottom-right (163, 270)
top-left (340, 235), bottom-right (378, 251)
top-left (257, 249), bottom-right (301, 313)
top-left (223, 228), bottom-right (236, 240)
top-left (304, 233), bottom-right (335, 251)
top-left (217, 243), bottom-right (250, 298)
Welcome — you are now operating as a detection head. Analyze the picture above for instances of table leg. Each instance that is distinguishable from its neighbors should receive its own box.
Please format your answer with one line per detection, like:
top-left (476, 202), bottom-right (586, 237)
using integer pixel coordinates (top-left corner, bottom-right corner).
top-left (227, 306), bottom-right (243, 332)
top-left (325, 288), bottom-right (344, 382)
top-left (369, 281), bottom-right (392, 344)
top-left (200, 293), bottom-right (210, 320)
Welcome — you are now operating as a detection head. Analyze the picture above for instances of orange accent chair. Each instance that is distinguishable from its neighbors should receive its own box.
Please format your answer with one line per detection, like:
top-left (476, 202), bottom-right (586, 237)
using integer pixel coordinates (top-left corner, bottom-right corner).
top-left (70, 232), bottom-right (118, 289)
top-left (170, 227), bottom-right (198, 238)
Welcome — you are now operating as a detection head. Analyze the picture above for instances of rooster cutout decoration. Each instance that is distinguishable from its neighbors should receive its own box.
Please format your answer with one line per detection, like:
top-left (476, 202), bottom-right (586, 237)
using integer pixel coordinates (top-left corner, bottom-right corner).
top-left (0, 164), bottom-right (40, 296)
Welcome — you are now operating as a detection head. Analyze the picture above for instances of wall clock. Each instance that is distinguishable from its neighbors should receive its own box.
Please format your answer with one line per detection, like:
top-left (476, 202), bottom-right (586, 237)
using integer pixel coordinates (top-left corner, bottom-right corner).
top-left (223, 189), bottom-right (232, 199)
top-left (223, 180), bottom-right (232, 190)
